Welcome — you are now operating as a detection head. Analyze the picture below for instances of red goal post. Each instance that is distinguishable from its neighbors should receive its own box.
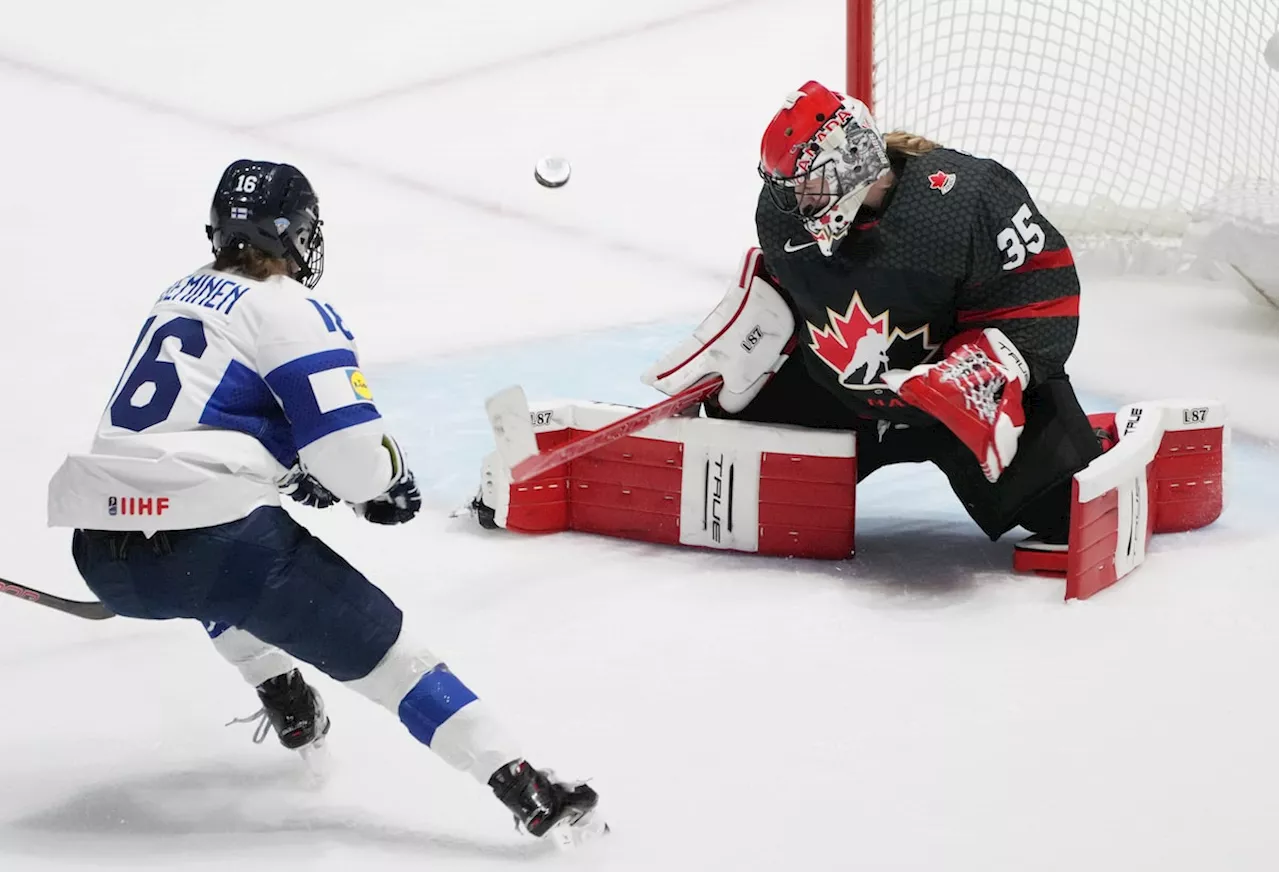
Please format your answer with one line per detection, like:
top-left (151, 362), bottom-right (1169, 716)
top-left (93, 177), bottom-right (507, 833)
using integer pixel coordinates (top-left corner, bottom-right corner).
top-left (845, 0), bottom-right (1278, 245)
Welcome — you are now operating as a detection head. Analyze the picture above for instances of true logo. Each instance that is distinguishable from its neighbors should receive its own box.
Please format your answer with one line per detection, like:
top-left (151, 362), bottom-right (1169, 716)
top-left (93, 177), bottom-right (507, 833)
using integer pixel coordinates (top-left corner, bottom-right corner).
top-left (704, 454), bottom-right (734, 544)
top-left (1122, 407), bottom-right (1144, 437)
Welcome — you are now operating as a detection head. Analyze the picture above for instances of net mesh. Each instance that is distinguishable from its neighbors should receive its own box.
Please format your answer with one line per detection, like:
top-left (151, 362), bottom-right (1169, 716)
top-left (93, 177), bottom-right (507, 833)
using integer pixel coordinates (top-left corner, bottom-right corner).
top-left (869, 0), bottom-right (1279, 241)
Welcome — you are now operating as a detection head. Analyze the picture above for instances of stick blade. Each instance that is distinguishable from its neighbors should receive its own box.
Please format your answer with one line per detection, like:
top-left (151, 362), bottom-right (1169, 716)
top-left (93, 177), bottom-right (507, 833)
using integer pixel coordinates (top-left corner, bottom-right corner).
top-left (485, 385), bottom-right (539, 469)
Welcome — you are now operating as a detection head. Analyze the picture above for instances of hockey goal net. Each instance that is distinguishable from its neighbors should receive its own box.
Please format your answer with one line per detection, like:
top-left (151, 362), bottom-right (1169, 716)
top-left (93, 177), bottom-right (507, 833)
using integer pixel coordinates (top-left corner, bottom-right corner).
top-left (846, 0), bottom-right (1279, 247)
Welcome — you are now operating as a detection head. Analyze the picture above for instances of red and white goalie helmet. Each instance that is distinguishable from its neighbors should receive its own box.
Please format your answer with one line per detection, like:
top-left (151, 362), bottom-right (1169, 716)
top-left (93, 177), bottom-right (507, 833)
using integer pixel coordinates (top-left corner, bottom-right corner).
top-left (758, 80), bottom-right (890, 256)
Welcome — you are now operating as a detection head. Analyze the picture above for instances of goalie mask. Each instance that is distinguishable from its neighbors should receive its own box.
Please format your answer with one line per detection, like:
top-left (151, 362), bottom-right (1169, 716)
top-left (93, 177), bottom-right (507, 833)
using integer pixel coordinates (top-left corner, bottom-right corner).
top-left (758, 81), bottom-right (890, 256)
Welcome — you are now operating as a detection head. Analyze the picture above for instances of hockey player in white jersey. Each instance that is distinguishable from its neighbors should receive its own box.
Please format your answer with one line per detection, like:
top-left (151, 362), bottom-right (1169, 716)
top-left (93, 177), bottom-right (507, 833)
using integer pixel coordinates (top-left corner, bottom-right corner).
top-left (47, 160), bottom-right (603, 842)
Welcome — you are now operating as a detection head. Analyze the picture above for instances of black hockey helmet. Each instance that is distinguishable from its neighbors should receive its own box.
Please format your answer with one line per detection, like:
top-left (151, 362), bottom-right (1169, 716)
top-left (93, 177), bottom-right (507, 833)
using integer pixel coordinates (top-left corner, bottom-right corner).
top-left (206, 160), bottom-right (325, 288)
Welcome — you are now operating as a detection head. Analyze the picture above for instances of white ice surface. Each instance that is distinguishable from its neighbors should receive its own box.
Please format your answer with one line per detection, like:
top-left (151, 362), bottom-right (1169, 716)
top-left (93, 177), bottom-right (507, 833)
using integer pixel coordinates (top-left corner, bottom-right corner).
top-left (0, 3), bottom-right (1275, 871)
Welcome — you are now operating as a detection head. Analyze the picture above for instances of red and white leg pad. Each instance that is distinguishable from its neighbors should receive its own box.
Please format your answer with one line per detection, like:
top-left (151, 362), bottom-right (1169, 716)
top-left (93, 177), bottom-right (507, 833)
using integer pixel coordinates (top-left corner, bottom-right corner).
top-left (1032, 399), bottom-right (1226, 599)
top-left (478, 400), bottom-right (857, 559)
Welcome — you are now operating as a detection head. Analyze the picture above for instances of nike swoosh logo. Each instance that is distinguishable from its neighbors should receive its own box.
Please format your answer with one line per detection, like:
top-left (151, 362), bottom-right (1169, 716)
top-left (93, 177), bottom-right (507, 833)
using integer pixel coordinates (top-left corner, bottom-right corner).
top-left (783, 238), bottom-right (818, 252)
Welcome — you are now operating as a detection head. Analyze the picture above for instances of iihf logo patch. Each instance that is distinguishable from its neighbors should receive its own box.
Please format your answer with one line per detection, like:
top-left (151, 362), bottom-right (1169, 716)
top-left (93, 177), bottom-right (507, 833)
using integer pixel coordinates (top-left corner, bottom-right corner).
top-left (106, 496), bottom-right (171, 516)
top-left (927, 170), bottom-right (956, 194)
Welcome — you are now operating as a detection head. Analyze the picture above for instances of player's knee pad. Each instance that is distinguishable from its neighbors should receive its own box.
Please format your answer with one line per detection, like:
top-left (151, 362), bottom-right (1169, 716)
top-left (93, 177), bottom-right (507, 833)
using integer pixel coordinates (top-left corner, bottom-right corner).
top-left (479, 400), bottom-right (858, 559)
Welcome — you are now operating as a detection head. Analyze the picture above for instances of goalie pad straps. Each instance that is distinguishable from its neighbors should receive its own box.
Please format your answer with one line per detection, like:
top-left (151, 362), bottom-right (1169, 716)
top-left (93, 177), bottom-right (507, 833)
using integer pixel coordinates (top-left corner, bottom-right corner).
top-left (479, 401), bottom-right (857, 560)
top-left (643, 247), bottom-right (796, 414)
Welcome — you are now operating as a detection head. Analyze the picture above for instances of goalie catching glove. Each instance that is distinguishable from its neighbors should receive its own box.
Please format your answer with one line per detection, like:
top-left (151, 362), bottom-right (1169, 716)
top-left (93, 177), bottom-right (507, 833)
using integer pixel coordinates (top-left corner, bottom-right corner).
top-left (882, 327), bottom-right (1031, 483)
top-left (643, 247), bottom-right (795, 413)
top-left (352, 435), bottom-right (422, 525)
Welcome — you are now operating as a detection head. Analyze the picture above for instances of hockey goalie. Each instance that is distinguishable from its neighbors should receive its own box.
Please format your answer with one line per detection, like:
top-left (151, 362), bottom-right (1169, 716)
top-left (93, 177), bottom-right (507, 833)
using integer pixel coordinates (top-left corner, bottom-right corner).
top-left (470, 81), bottom-right (1226, 600)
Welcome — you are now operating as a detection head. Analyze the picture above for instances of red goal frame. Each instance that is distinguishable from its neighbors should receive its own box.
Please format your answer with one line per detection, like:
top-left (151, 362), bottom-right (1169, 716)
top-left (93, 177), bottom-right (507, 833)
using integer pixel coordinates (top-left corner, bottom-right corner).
top-left (846, 0), bottom-right (874, 111)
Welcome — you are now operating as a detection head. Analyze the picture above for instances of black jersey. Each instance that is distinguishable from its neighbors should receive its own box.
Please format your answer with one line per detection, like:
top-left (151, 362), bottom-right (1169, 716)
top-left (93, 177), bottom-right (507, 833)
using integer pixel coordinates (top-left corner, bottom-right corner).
top-left (756, 147), bottom-right (1080, 426)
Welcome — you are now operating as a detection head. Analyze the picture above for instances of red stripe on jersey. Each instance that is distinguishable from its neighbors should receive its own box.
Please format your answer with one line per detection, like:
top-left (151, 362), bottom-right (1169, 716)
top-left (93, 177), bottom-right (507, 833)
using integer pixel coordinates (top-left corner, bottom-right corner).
top-left (1011, 246), bottom-right (1075, 274)
top-left (956, 295), bottom-right (1080, 325)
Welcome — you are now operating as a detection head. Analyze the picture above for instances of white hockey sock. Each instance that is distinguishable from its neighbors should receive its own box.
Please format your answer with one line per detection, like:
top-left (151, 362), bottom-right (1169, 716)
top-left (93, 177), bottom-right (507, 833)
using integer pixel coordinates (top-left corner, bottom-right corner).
top-left (209, 625), bottom-right (295, 687)
top-left (344, 631), bottom-right (521, 784)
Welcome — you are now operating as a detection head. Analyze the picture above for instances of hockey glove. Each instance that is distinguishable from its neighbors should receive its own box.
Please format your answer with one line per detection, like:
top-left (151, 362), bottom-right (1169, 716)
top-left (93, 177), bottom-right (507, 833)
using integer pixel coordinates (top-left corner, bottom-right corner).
top-left (881, 327), bottom-right (1031, 483)
top-left (353, 435), bottom-right (422, 525)
top-left (277, 462), bottom-right (341, 509)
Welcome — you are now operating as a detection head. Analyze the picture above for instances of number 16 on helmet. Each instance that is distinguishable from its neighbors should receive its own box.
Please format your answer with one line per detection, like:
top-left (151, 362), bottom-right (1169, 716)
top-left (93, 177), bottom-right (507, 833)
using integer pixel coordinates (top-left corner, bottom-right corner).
top-left (206, 160), bottom-right (326, 288)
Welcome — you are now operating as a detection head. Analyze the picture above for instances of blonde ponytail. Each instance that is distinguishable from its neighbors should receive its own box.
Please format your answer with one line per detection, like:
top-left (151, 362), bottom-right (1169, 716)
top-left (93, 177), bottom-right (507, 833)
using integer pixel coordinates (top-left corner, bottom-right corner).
top-left (884, 131), bottom-right (942, 156)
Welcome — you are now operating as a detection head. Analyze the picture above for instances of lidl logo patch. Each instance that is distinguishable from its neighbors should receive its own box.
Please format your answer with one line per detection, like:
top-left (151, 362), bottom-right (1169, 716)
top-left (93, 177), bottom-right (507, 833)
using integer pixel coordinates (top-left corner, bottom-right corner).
top-left (348, 369), bottom-right (373, 401)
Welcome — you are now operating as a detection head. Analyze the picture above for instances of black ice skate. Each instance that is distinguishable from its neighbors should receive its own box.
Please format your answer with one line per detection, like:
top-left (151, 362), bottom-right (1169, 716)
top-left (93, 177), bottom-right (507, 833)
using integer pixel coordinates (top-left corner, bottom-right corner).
top-left (469, 491), bottom-right (498, 529)
top-left (229, 668), bottom-right (331, 751)
top-left (488, 759), bottom-right (607, 844)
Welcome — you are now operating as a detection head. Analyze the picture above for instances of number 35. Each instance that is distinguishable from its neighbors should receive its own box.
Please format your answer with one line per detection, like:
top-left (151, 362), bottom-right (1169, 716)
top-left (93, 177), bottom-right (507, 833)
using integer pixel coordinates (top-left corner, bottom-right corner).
top-left (996, 203), bottom-right (1045, 270)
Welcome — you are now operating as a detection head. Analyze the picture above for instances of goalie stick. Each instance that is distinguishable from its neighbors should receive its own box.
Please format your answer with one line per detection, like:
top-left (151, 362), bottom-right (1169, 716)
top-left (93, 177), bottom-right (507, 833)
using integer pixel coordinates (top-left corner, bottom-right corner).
top-left (0, 577), bottom-right (115, 620)
top-left (487, 376), bottom-right (725, 483)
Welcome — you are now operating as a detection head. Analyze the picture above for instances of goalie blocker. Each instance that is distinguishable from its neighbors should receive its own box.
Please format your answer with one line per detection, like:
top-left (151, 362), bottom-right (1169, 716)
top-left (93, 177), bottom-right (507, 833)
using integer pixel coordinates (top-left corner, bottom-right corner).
top-left (477, 401), bottom-right (857, 560)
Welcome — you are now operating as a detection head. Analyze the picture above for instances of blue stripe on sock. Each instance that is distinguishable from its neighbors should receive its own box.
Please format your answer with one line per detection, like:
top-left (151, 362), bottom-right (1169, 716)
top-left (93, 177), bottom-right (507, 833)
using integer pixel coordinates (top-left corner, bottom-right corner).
top-left (397, 665), bottom-right (479, 746)
top-left (205, 621), bottom-right (231, 639)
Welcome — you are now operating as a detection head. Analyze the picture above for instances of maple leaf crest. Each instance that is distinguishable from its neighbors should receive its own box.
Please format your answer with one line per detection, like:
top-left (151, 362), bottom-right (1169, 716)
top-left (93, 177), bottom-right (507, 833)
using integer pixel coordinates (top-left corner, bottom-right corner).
top-left (806, 292), bottom-right (940, 389)
top-left (927, 170), bottom-right (956, 193)
top-left (807, 293), bottom-right (891, 385)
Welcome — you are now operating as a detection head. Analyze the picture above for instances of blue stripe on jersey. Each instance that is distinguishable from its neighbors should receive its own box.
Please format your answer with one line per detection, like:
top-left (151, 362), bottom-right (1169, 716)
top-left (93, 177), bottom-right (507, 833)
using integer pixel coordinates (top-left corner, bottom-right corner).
top-left (264, 349), bottom-right (381, 449)
top-left (199, 360), bottom-right (298, 467)
top-left (397, 665), bottom-right (479, 746)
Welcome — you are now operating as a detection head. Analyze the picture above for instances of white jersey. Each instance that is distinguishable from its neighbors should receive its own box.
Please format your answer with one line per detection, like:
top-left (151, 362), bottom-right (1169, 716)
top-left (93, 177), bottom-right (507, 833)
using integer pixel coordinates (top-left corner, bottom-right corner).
top-left (48, 265), bottom-right (395, 532)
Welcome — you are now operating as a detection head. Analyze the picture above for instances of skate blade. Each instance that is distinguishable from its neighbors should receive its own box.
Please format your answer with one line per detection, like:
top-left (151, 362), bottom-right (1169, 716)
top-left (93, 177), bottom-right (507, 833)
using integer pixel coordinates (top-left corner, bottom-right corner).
top-left (549, 807), bottom-right (610, 850)
top-left (297, 738), bottom-right (331, 786)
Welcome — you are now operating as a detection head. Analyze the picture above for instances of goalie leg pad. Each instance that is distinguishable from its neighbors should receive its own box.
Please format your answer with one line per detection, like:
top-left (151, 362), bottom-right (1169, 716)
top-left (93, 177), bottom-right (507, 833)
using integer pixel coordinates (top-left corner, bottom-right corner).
top-left (480, 400), bottom-right (857, 559)
top-left (1062, 400), bottom-right (1225, 599)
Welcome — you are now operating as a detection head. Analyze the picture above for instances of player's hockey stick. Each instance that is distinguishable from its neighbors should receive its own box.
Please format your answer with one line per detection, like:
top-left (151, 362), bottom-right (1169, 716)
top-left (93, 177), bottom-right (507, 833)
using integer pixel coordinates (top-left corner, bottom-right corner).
top-left (487, 376), bottom-right (724, 484)
top-left (0, 577), bottom-right (116, 620)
